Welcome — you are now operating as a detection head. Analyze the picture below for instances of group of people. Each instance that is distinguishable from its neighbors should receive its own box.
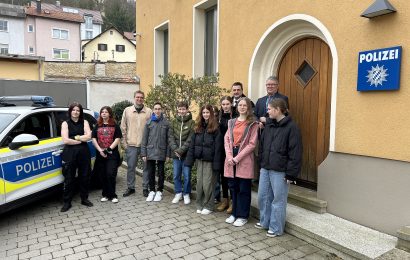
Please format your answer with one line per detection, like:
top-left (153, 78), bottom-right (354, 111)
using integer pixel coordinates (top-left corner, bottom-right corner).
top-left (60, 76), bottom-right (302, 238)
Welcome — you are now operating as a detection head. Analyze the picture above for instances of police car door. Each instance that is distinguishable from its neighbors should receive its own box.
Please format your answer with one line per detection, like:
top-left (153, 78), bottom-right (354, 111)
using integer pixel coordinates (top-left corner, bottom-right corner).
top-left (0, 111), bottom-right (64, 204)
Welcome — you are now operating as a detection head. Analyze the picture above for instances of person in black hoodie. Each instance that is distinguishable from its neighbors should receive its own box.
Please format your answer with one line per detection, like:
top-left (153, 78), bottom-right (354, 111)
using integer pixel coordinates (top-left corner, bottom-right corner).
top-left (256, 98), bottom-right (302, 237)
top-left (185, 104), bottom-right (222, 215)
top-left (215, 96), bottom-right (237, 212)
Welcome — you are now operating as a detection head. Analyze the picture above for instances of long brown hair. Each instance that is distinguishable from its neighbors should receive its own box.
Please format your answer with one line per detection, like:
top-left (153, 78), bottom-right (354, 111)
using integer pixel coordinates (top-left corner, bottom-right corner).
top-left (97, 106), bottom-right (116, 126)
top-left (68, 102), bottom-right (84, 121)
top-left (237, 97), bottom-right (256, 125)
top-left (194, 104), bottom-right (218, 133)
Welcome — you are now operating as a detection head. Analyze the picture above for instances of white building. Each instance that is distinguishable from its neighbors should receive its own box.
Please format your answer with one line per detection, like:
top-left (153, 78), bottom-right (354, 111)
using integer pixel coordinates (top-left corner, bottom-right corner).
top-left (0, 3), bottom-right (26, 55)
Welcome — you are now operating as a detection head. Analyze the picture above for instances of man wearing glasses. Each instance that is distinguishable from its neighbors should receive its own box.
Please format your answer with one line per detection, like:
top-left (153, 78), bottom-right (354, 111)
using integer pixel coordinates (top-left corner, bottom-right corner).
top-left (255, 76), bottom-right (289, 128)
top-left (121, 90), bottom-right (152, 197)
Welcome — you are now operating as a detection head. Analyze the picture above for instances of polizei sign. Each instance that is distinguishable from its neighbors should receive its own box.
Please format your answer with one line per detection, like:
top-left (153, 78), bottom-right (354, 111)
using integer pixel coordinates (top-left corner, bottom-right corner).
top-left (357, 46), bottom-right (402, 91)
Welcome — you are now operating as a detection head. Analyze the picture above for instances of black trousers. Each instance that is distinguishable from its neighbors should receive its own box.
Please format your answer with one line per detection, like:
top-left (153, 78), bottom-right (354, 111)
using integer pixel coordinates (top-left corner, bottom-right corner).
top-left (228, 147), bottom-right (252, 218)
top-left (62, 145), bottom-right (91, 203)
top-left (147, 160), bottom-right (165, 192)
top-left (95, 156), bottom-right (118, 199)
top-left (220, 170), bottom-right (229, 198)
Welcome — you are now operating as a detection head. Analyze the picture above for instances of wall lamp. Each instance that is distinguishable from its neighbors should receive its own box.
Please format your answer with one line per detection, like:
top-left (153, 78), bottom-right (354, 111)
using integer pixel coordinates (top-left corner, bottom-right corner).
top-left (361, 0), bottom-right (397, 18)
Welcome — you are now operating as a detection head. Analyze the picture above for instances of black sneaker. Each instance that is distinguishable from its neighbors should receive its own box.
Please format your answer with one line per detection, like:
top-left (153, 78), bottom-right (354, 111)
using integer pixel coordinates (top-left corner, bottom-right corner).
top-left (143, 189), bottom-right (149, 197)
top-left (81, 199), bottom-right (94, 207)
top-left (123, 189), bottom-right (135, 197)
top-left (60, 203), bottom-right (71, 212)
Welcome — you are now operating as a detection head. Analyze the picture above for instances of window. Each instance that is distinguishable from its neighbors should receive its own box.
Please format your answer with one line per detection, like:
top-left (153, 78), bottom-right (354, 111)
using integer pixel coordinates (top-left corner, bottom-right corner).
top-left (28, 24), bottom-right (34, 33)
top-left (85, 16), bottom-right (93, 29)
top-left (98, 44), bottom-right (107, 51)
top-left (52, 29), bottom-right (69, 40)
top-left (116, 45), bottom-right (125, 52)
top-left (28, 46), bottom-right (34, 55)
top-left (0, 44), bottom-right (8, 54)
top-left (0, 20), bottom-right (8, 32)
top-left (85, 30), bottom-right (93, 39)
top-left (154, 21), bottom-right (169, 84)
top-left (204, 6), bottom-right (217, 76)
top-left (53, 48), bottom-right (69, 60)
top-left (193, 0), bottom-right (218, 77)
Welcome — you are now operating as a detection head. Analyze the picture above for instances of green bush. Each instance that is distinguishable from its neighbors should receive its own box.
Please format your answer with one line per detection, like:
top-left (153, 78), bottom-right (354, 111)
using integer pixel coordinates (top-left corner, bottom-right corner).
top-left (111, 100), bottom-right (133, 125)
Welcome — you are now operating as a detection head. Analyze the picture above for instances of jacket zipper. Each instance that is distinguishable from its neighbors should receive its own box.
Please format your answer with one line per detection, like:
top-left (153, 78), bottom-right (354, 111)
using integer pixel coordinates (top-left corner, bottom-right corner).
top-left (179, 116), bottom-right (183, 148)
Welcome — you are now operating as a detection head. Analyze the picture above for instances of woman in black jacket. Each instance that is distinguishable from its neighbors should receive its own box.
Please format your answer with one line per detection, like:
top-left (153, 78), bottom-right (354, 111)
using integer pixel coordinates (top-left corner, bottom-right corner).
top-left (185, 104), bottom-right (222, 215)
top-left (256, 98), bottom-right (302, 237)
top-left (215, 96), bottom-right (237, 212)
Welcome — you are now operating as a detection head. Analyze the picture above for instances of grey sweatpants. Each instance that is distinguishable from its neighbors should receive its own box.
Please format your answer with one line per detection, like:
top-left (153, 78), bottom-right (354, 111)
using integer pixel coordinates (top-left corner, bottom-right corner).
top-left (196, 160), bottom-right (216, 211)
top-left (125, 146), bottom-right (148, 190)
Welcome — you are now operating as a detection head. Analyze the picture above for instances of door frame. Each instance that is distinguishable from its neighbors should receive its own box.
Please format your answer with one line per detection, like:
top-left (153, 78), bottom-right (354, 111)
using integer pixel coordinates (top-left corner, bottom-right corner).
top-left (248, 14), bottom-right (338, 153)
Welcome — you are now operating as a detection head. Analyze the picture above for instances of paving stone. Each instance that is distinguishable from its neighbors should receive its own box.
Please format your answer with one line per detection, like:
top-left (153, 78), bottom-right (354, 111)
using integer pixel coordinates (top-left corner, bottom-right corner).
top-left (232, 245), bottom-right (254, 256)
top-left (185, 243), bottom-right (205, 254)
top-left (30, 253), bottom-right (53, 260)
top-left (61, 239), bottom-right (82, 249)
top-left (168, 248), bottom-right (189, 258)
top-left (73, 243), bottom-right (94, 253)
top-left (100, 251), bottom-right (122, 260)
top-left (87, 247), bottom-right (108, 257)
top-left (285, 249), bottom-right (306, 259)
top-left (151, 254), bottom-right (172, 260)
top-left (65, 251), bottom-right (88, 260)
top-left (170, 240), bottom-right (190, 250)
top-left (51, 248), bottom-right (75, 258)
top-left (202, 247), bottom-right (221, 257)
top-left (19, 249), bottom-right (40, 259)
top-left (133, 249), bottom-right (155, 259)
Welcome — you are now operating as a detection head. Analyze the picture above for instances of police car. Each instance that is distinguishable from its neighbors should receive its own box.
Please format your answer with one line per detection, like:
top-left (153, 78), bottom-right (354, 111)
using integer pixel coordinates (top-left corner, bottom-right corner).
top-left (0, 96), bottom-right (97, 213)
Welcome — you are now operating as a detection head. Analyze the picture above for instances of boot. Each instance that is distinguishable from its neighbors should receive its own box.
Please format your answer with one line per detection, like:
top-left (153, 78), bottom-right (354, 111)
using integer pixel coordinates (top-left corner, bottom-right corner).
top-left (216, 198), bottom-right (229, 212)
top-left (226, 200), bottom-right (233, 214)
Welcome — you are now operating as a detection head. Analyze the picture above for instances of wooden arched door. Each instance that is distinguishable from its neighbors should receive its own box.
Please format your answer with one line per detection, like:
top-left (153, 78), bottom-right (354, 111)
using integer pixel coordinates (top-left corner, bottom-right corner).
top-left (277, 38), bottom-right (332, 189)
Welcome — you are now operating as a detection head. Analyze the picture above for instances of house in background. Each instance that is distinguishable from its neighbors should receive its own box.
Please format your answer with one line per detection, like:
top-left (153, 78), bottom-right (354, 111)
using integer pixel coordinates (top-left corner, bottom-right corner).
top-left (0, 3), bottom-right (26, 55)
top-left (25, 2), bottom-right (83, 61)
top-left (124, 31), bottom-right (136, 44)
top-left (82, 27), bottom-right (136, 62)
top-left (30, 1), bottom-right (103, 40)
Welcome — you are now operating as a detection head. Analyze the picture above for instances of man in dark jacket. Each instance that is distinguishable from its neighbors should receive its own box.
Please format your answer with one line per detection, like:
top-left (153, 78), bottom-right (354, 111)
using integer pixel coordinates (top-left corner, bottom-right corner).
top-left (168, 101), bottom-right (195, 205)
top-left (141, 102), bottom-right (170, 202)
top-left (231, 82), bottom-right (255, 111)
top-left (254, 76), bottom-right (289, 128)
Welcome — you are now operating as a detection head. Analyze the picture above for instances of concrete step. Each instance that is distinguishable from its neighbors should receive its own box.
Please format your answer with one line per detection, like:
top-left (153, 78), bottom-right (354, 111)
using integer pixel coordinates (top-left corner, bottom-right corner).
top-left (288, 184), bottom-right (327, 214)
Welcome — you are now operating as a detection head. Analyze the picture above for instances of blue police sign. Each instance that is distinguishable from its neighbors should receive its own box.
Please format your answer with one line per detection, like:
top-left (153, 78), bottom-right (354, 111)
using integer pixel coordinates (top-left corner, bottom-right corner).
top-left (357, 46), bottom-right (402, 91)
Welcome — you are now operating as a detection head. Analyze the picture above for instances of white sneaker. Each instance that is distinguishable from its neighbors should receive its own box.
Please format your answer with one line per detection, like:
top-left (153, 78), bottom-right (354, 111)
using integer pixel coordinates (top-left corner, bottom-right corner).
top-left (225, 215), bottom-right (236, 224)
top-left (201, 208), bottom-right (212, 215)
top-left (146, 191), bottom-right (156, 202)
top-left (183, 194), bottom-right (191, 205)
top-left (100, 197), bottom-right (109, 202)
top-left (172, 193), bottom-right (182, 204)
top-left (233, 218), bottom-right (248, 227)
top-left (111, 198), bottom-right (118, 203)
top-left (153, 191), bottom-right (163, 202)
top-left (196, 209), bottom-right (202, 214)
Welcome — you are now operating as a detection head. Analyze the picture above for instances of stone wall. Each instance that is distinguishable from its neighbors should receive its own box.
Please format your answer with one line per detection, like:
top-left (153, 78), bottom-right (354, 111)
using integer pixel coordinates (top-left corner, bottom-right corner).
top-left (44, 62), bottom-right (136, 80)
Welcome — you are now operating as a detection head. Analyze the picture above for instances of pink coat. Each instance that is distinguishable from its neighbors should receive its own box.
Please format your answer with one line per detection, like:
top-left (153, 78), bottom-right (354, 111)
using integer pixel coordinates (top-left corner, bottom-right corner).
top-left (224, 120), bottom-right (258, 179)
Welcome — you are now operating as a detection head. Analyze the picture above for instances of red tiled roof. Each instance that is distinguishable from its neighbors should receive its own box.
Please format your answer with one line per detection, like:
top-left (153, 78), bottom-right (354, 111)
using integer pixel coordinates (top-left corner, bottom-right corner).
top-left (124, 32), bottom-right (136, 41)
top-left (25, 6), bottom-right (83, 23)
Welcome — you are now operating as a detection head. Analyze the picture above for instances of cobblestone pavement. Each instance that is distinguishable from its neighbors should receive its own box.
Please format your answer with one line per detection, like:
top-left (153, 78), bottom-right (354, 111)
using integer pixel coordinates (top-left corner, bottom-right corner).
top-left (1, 168), bottom-right (342, 260)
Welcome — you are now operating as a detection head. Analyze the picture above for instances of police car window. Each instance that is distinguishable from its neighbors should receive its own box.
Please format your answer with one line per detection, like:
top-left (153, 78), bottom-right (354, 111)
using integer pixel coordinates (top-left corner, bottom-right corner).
top-left (84, 113), bottom-right (97, 130)
top-left (2, 113), bottom-right (52, 147)
top-left (0, 114), bottom-right (18, 133)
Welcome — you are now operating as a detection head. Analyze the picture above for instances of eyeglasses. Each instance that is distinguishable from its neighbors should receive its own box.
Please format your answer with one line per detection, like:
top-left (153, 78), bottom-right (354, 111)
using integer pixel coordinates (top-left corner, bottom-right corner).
top-left (135, 96), bottom-right (144, 99)
top-left (266, 83), bottom-right (279, 86)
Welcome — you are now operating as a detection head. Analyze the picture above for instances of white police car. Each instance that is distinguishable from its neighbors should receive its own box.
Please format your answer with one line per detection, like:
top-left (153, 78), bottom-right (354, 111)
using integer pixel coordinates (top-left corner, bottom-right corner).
top-left (0, 96), bottom-right (97, 213)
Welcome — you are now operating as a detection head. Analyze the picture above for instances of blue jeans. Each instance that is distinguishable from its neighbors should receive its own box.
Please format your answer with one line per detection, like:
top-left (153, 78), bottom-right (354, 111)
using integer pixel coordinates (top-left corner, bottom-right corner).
top-left (173, 158), bottom-right (191, 195)
top-left (258, 168), bottom-right (289, 235)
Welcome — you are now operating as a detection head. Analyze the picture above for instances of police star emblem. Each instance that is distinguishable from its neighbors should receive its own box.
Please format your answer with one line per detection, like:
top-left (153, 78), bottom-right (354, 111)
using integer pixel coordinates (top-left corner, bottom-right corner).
top-left (366, 64), bottom-right (388, 87)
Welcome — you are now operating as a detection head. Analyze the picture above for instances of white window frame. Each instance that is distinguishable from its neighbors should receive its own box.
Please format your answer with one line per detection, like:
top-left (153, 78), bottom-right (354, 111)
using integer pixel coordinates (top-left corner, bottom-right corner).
top-left (84, 16), bottom-right (93, 29)
top-left (28, 24), bottom-right (34, 33)
top-left (28, 46), bottom-right (35, 55)
top-left (193, 0), bottom-right (219, 77)
top-left (52, 48), bottom-right (70, 60)
top-left (85, 30), bottom-right (93, 39)
top-left (52, 28), bottom-right (69, 40)
top-left (0, 20), bottom-right (8, 32)
top-left (154, 20), bottom-right (170, 85)
top-left (0, 43), bottom-right (8, 54)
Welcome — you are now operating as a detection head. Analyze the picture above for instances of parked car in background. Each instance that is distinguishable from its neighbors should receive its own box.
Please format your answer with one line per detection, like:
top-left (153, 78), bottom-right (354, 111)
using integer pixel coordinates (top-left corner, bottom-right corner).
top-left (0, 96), bottom-right (97, 213)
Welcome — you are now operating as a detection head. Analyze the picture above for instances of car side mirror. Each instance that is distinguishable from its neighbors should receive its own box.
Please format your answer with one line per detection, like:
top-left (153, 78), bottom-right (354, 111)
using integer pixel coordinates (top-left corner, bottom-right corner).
top-left (8, 134), bottom-right (39, 150)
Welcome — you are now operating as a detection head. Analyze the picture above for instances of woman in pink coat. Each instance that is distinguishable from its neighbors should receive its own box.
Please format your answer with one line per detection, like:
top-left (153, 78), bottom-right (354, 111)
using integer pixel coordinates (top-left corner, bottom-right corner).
top-left (224, 97), bottom-right (258, 227)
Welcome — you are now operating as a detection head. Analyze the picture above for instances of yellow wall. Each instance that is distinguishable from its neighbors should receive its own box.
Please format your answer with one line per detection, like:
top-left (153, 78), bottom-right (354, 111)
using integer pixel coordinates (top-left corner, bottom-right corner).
top-left (0, 59), bottom-right (44, 80)
top-left (136, 0), bottom-right (410, 162)
top-left (83, 29), bottom-right (136, 62)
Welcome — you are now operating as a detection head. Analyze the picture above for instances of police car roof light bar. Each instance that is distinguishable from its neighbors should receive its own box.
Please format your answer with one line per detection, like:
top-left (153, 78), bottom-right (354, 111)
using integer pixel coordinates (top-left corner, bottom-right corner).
top-left (0, 96), bottom-right (56, 107)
